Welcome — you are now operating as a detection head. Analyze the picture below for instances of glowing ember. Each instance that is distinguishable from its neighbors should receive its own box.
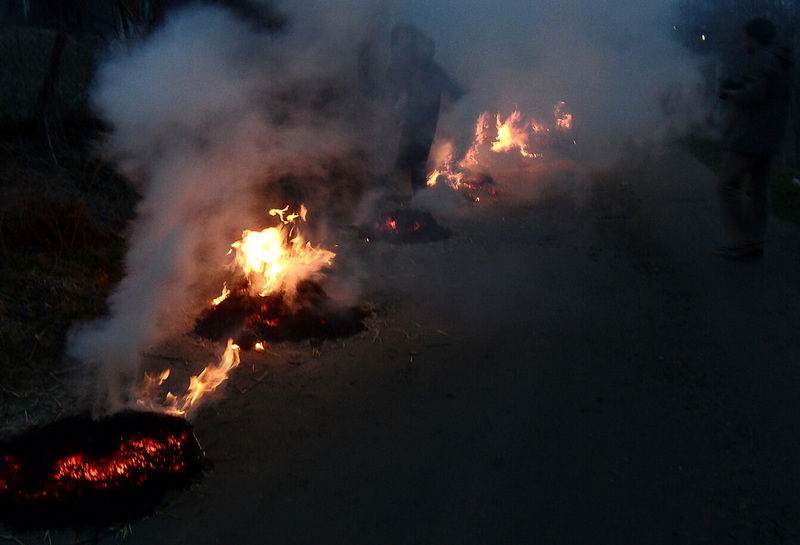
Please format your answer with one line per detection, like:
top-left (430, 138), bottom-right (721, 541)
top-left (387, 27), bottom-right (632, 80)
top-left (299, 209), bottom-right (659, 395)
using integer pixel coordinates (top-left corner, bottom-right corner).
top-left (363, 208), bottom-right (451, 243)
top-left (0, 411), bottom-right (203, 530)
top-left (51, 434), bottom-right (188, 485)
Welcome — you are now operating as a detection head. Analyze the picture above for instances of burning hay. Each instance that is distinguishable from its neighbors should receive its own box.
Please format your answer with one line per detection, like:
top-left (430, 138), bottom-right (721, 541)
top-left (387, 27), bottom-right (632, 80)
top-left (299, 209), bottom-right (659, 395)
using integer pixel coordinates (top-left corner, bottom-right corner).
top-left (425, 104), bottom-right (575, 201)
top-left (135, 205), bottom-right (365, 414)
top-left (0, 411), bottom-right (204, 530)
top-left (192, 205), bottom-right (367, 348)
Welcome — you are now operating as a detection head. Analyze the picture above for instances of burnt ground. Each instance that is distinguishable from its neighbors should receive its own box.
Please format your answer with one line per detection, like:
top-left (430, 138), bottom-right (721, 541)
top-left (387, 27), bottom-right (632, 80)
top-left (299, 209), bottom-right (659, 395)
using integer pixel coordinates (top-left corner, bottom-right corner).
top-left (10, 146), bottom-right (800, 543)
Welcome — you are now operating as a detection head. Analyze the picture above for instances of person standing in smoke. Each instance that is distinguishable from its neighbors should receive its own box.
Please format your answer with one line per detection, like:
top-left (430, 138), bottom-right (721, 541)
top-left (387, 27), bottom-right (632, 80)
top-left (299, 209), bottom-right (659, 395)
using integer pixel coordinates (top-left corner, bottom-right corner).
top-left (715, 17), bottom-right (793, 259)
top-left (388, 24), bottom-right (464, 194)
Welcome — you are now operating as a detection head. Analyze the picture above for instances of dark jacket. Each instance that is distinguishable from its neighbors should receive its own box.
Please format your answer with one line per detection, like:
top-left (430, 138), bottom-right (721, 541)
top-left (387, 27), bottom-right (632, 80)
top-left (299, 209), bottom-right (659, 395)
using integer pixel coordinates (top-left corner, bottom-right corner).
top-left (388, 59), bottom-right (463, 141)
top-left (723, 45), bottom-right (793, 155)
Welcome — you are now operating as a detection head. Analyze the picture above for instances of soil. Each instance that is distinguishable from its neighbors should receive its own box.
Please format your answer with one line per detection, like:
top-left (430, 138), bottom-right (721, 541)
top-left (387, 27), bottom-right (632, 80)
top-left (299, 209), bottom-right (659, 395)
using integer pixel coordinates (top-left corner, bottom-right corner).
top-left (8, 146), bottom-right (800, 544)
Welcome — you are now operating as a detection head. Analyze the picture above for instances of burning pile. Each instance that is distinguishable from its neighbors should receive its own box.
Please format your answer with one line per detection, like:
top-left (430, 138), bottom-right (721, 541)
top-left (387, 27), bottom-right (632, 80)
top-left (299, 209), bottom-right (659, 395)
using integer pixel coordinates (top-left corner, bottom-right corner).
top-left (191, 205), bottom-right (366, 349)
top-left (426, 102), bottom-right (575, 201)
top-left (131, 204), bottom-right (363, 418)
top-left (0, 411), bottom-right (203, 530)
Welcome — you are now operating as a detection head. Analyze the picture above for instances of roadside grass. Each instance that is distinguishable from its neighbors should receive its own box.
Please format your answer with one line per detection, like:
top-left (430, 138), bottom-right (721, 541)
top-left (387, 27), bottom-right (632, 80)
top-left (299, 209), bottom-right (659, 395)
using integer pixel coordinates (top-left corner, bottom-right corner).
top-left (0, 129), bottom-right (135, 400)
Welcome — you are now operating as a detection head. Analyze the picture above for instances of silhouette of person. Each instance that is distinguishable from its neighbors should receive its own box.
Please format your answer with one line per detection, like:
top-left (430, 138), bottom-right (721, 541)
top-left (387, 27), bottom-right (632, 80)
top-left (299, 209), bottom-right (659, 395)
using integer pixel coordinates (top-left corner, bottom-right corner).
top-left (387, 24), bottom-right (464, 193)
top-left (716, 18), bottom-right (793, 258)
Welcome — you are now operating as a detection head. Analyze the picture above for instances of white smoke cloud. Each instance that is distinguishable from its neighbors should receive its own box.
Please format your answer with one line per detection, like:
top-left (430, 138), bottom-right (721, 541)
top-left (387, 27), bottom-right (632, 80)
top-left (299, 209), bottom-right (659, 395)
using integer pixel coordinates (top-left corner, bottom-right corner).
top-left (68, 0), bottom-right (703, 411)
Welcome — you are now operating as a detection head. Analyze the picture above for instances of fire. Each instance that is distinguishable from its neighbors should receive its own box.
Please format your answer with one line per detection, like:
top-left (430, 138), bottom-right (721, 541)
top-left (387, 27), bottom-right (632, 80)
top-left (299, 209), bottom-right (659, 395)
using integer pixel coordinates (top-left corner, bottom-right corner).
top-left (0, 411), bottom-right (203, 529)
top-left (554, 101), bottom-right (573, 130)
top-left (425, 139), bottom-right (467, 190)
top-left (51, 434), bottom-right (189, 487)
top-left (491, 110), bottom-right (539, 158)
top-left (137, 206), bottom-right (335, 415)
top-left (138, 339), bottom-right (241, 417)
top-left (231, 205), bottom-right (335, 298)
top-left (426, 102), bottom-right (573, 197)
top-left (211, 282), bottom-right (230, 306)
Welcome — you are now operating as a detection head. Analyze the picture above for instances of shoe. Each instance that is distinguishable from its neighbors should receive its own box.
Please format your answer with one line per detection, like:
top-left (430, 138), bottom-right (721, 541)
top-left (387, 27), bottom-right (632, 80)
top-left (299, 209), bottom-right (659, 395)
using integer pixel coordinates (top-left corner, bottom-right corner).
top-left (713, 244), bottom-right (764, 259)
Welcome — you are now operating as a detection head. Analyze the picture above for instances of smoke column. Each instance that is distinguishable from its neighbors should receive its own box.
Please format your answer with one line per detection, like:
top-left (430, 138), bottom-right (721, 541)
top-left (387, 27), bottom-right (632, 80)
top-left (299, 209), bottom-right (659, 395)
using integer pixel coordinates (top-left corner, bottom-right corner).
top-left (67, 3), bottom-right (383, 410)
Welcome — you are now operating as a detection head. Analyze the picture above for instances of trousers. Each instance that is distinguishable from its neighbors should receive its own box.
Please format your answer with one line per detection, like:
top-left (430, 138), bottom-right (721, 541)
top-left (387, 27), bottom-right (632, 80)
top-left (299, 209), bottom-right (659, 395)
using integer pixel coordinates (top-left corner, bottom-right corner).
top-left (717, 151), bottom-right (773, 247)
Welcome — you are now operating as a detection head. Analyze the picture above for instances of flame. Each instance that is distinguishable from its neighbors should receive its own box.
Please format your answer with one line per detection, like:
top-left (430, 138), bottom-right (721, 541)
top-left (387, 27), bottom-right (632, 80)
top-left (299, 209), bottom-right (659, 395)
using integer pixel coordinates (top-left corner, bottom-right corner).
top-left (554, 101), bottom-right (573, 130)
top-left (138, 339), bottom-right (241, 417)
top-left (231, 205), bottom-right (335, 298)
top-left (211, 282), bottom-right (230, 306)
top-left (269, 204), bottom-right (308, 224)
top-left (491, 110), bottom-right (536, 158)
top-left (425, 139), bottom-right (467, 190)
top-left (425, 102), bottom-right (573, 197)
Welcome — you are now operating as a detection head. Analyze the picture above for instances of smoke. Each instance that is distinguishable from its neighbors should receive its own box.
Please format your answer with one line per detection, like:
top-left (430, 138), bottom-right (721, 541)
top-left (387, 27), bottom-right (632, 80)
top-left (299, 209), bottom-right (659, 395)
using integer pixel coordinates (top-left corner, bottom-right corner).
top-left (68, 0), bottom-right (703, 411)
top-left (67, 3), bottom-right (384, 410)
top-left (384, 0), bottom-right (704, 162)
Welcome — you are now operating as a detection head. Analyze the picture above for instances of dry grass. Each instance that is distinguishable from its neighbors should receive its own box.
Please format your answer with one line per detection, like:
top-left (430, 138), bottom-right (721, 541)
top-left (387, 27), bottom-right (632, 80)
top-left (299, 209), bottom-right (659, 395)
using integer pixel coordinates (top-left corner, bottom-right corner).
top-left (0, 128), bottom-right (136, 420)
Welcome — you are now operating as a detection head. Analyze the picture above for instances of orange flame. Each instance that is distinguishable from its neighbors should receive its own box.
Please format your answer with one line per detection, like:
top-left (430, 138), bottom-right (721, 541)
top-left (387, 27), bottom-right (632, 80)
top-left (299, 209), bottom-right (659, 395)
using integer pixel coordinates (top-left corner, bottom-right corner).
top-left (554, 101), bottom-right (573, 130)
top-left (231, 205), bottom-right (335, 298)
top-left (138, 339), bottom-right (241, 417)
top-left (491, 110), bottom-right (537, 158)
top-left (425, 139), bottom-right (467, 190)
top-left (425, 102), bottom-right (573, 195)
top-left (210, 282), bottom-right (231, 306)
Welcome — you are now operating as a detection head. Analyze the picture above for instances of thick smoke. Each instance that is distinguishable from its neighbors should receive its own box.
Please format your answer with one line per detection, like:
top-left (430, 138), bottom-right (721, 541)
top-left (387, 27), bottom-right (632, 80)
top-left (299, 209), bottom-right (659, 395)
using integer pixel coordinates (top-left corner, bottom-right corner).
top-left (68, 0), bottom-right (702, 411)
top-left (67, 4), bottom-right (386, 410)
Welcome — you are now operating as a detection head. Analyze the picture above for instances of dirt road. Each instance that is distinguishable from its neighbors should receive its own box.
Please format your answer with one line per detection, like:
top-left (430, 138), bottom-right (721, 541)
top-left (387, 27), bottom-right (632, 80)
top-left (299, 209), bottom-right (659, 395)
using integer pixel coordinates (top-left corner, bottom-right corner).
top-left (44, 146), bottom-right (800, 544)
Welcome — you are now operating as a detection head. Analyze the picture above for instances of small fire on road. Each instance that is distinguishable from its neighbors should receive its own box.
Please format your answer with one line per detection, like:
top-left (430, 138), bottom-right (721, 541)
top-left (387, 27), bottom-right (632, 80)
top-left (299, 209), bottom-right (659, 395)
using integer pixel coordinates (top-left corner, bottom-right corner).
top-left (426, 103), bottom-right (575, 201)
top-left (138, 204), bottom-right (363, 415)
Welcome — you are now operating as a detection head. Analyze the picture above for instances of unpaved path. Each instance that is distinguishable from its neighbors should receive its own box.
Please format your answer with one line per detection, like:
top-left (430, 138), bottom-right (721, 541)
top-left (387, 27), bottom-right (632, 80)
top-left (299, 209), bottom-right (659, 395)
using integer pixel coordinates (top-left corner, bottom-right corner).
top-left (42, 147), bottom-right (800, 544)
